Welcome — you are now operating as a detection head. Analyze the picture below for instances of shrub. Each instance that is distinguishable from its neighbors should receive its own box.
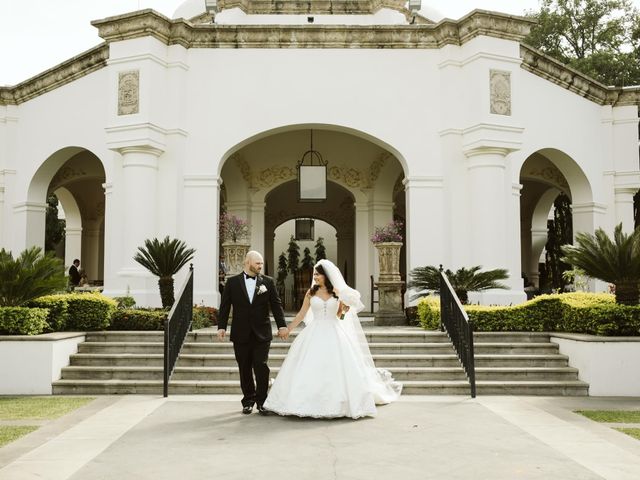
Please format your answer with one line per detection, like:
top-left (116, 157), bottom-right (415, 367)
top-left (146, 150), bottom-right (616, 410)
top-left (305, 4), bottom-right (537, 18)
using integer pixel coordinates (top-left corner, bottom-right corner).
top-left (416, 292), bottom-right (639, 336)
top-left (192, 306), bottom-right (218, 330)
top-left (0, 307), bottom-right (49, 335)
top-left (66, 293), bottom-right (117, 331)
top-left (27, 296), bottom-right (69, 332)
top-left (404, 305), bottom-right (419, 326)
top-left (113, 296), bottom-right (136, 309)
top-left (111, 309), bottom-right (166, 331)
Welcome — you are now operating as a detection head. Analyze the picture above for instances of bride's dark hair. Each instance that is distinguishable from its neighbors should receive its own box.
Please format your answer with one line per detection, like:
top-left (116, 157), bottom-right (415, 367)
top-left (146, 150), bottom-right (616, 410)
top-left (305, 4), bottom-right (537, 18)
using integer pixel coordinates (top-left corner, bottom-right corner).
top-left (310, 264), bottom-right (338, 298)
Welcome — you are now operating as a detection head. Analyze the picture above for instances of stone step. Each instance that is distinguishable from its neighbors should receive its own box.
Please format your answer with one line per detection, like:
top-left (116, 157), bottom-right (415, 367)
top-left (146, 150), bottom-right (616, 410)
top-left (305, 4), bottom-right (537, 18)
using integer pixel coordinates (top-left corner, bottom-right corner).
top-left (52, 379), bottom-right (589, 396)
top-left (472, 343), bottom-right (560, 355)
top-left (85, 330), bottom-right (452, 344)
top-left (473, 332), bottom-right (552, 343)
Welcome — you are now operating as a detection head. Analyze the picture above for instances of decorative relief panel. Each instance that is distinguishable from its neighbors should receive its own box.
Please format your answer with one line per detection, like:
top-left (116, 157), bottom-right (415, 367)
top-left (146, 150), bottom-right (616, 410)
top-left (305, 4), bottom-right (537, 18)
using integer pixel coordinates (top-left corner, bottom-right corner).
top-left (50, 166), bottom-right (87, 189)
top-left (525, 166), bottom-right (570, 191)
top-left (118, 70), bottom-right (139, 115)
top-left (490, 70), bottom-right (511, 116)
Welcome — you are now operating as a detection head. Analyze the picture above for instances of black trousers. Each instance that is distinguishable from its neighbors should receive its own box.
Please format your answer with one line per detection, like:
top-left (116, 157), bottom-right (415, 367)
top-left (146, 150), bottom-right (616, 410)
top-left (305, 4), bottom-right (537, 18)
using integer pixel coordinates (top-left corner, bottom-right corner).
top-left (233, 333), bottom-right (271, 407)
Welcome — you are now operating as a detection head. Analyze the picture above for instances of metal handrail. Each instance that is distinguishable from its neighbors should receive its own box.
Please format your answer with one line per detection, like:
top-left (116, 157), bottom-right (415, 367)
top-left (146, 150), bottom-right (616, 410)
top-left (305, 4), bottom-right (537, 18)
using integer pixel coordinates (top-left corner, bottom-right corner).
top-left (163, 264), bottom-right (194, 397)
top-left (439, 266), bottom-right (476, 398)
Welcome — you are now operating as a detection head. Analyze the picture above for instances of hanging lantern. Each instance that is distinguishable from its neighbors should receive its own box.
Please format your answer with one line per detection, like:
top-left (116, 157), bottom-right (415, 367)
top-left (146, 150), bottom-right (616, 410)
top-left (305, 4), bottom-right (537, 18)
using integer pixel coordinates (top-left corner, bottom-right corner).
top-left (295, 218), bottom-right (315, 241)
top-left (297, 129), bottom-right (327, 202)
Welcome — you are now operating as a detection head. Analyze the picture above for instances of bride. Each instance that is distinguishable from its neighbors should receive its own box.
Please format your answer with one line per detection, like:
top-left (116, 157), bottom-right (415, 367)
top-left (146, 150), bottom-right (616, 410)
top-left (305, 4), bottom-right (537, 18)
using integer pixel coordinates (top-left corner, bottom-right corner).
top-left (263, 259), bottom-right (402, 419)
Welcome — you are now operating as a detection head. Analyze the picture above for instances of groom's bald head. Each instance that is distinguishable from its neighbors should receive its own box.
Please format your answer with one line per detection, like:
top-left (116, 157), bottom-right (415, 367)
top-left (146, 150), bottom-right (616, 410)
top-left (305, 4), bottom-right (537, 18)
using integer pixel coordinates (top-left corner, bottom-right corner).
top-left (244, 251), bottom-right (264, 275)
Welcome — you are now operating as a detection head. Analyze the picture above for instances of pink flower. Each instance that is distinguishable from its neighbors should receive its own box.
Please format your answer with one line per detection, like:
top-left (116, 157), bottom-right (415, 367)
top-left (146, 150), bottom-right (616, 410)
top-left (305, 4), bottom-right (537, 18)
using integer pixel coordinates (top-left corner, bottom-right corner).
top-left (370, 220), bottom-right (403, 244)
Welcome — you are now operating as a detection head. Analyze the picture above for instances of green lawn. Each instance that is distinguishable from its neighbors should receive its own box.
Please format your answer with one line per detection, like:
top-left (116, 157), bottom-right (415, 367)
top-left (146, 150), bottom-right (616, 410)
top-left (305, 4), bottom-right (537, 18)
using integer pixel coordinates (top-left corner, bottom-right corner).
top-left (0, 426), bottom-right (38, 448)
top-left (575, 410), bottom-right (640, 423)
top-left (616, 428), bottom-right (640, 440)
top-left (0, 397), bottom-right (94, 420)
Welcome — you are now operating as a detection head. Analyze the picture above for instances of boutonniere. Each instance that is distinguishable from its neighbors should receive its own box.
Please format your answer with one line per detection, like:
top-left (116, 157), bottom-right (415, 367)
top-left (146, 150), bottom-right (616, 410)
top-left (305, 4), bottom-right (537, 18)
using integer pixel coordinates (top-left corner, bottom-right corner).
top-left (256, 284), bottom-right (268, 295)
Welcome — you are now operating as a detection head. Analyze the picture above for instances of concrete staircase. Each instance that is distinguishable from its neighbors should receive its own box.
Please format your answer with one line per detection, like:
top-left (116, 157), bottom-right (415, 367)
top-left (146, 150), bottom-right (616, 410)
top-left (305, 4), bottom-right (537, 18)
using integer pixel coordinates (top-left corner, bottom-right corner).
top-left (53, 324), bottom-right (589, 396)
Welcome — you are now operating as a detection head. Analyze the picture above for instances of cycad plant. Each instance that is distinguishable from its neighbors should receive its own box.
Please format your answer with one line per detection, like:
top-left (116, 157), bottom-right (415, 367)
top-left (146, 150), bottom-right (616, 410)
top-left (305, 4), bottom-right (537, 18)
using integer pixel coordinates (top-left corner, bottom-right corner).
top-left (0, 246), bottom-right (67, 306)
top-left (408, 265), bottom-right (509, 304)
top-left (133, 236), bottom-right (195, 308)
top-left (561, 223), bottom-right (640, 305)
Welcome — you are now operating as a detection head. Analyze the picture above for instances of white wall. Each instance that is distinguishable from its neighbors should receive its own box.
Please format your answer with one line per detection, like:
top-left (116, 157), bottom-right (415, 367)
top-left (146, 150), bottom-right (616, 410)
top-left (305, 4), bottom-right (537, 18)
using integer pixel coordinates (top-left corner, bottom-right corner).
top-left (551, 335), bottom-right (640, 396)
top-left (0, 334), bottom-right (84, 394)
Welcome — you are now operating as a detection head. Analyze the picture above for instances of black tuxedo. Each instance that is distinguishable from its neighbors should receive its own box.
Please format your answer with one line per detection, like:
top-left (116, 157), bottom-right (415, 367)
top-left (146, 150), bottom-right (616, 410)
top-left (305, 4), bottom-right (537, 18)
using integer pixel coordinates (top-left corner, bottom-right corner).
top-left (68, 264), bottom-right (81, 286)
top-left (218, 273), bottom-right (286, 407)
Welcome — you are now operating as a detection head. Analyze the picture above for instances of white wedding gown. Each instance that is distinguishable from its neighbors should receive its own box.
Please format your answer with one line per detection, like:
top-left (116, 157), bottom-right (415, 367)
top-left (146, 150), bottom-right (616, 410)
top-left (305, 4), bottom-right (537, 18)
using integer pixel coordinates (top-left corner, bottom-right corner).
top-left (264, 295), bottom-right (402, 419)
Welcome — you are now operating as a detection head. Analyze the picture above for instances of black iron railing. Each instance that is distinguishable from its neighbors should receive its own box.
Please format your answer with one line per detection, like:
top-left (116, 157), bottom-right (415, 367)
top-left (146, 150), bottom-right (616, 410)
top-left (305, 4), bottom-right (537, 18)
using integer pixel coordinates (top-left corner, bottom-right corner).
top-left (439, 266), bottom-right (476, 398)
top-left (163, 264), bottom-right (194, 397)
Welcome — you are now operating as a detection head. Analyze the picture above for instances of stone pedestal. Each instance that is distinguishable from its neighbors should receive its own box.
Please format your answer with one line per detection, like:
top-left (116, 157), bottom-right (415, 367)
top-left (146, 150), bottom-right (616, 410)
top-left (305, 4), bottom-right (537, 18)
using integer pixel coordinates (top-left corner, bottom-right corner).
top-left (222, 241), bottom-right (250, 277)
top-left (373, 242), bottom-right (406, 326)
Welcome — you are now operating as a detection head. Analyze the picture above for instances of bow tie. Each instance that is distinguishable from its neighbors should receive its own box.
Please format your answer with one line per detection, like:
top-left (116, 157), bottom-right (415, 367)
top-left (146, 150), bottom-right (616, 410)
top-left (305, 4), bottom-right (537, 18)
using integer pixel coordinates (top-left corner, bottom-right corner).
top-left (244, 272), bottom-right (257, 280)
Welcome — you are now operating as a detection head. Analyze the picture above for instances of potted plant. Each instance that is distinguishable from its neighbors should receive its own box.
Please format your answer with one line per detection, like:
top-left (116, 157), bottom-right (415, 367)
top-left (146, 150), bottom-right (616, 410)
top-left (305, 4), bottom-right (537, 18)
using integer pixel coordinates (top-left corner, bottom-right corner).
top-left (371, 220), bottom-right (403, 282)
top-left (219, 212), bottom-right (251, 276)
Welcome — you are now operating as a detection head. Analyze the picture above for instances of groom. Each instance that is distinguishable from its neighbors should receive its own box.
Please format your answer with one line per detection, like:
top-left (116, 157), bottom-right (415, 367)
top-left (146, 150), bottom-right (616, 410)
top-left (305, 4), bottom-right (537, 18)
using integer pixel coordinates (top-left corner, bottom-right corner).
top-left (217, 251), bottom-right (288, 415)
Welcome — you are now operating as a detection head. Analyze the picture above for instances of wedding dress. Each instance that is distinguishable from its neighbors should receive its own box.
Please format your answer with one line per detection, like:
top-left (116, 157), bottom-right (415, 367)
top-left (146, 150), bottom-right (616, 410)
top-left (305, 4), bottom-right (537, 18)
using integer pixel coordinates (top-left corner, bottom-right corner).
top-left (264, 266), bottom-right (402, 419)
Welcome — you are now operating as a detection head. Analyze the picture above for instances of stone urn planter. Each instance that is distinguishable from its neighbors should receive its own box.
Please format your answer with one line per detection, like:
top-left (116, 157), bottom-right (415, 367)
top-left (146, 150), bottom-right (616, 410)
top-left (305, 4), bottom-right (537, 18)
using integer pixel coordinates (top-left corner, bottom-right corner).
top-left (222, 241), bottom-right (250, 277)
top-left (373, 242), bottom-right (405, 326)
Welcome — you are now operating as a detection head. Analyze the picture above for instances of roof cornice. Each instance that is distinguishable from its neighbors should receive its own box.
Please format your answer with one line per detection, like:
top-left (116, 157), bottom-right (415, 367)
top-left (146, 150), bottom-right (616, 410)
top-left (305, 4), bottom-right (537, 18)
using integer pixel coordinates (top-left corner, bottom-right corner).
top-left (0, 44), bottom-right (109, 106)
top-left (520, 44), bottom-right (640, 106)
top-left (91, 9), bottom-right (534, 49)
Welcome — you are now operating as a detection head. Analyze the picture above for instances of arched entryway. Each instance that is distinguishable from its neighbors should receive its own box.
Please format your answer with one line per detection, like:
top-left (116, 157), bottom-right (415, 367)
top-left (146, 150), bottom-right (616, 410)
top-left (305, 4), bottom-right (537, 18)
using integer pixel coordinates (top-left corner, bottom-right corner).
top-left (218, 125), bottom-right (407, 309)
top-left (26, 147), bottom-right (106, 284)
top-left (519, 148), bottom-right (595, 290)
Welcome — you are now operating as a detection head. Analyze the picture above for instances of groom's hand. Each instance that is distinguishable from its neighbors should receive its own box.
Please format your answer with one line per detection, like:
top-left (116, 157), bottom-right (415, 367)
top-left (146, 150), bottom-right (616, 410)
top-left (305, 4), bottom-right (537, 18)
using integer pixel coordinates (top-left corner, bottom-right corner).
top-left (278, 327), bottom-right (289, 340)
top-left (217, 329), bottom-right (226, 341)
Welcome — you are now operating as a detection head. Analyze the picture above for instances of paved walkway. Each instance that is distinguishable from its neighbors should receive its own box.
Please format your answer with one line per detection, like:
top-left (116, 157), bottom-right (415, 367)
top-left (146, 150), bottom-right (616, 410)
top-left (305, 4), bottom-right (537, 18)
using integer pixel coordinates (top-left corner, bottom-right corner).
top-left (1, 395), bottom-right (639, 479)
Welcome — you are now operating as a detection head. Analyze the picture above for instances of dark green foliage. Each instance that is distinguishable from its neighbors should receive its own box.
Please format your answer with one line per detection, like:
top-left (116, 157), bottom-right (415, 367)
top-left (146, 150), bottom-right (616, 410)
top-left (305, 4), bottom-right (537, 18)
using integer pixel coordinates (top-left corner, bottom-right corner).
top-left (113, 296), bottom-right (136, 309)
top-left (525, 0), bottom-right (640, 86)
top-left (562, 223), bottom-right (640, 305)
top-left (417, 292), bottom-right (640, 336)
top-left (276, 252), bottom-right (288, 289)
top-left (543, 193), bottom-right (573, 291)
top-left (635, 190), bottom-right (640, 230)
top-left (45, 194), bottom-right (65, 253)
top-left (27, 296), bottom-right (69, 332)
top-left (110, 309), bottom-right (166, 331)
top-left (133, 236), bottom-right (195, 308)
top-left (0, 307), bottom-right (49, 335)
top-left (287, 236), bottom-right (300, 274)
top-left (314, 237), bottom-right (327, 263)
top-left (65, 294), bottom-right (117, 331)
top-left (192, 306), bottom-right (218, 329)
top-left (408, 265), bottom-right (508, 304)
top-left (301, 247), bottom-right (314, 270)
top-left (0, 247), bottom-right (67, 307)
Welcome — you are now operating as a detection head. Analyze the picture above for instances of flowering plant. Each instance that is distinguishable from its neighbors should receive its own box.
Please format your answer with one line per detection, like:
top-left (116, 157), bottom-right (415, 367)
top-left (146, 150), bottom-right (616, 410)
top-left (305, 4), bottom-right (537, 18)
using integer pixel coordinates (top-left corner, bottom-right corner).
top-left (220, 213), bottom-right (250, 242)
top-left (370, 220), bottom-right (403, 244)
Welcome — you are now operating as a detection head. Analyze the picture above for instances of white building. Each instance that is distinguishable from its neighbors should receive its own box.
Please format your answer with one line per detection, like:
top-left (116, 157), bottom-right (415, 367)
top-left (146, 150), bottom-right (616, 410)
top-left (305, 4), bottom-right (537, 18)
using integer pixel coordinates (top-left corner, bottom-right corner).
top-left (1, 0), bottom-right (638, 308)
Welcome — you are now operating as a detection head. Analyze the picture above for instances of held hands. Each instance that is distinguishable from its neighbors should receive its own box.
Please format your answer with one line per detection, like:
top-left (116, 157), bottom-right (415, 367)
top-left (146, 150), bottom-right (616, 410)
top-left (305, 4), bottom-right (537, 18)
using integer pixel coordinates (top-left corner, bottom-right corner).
top-left (217, 329), bottom-right (226, 341)
top-left (277, 327), bottom-right (289, 340)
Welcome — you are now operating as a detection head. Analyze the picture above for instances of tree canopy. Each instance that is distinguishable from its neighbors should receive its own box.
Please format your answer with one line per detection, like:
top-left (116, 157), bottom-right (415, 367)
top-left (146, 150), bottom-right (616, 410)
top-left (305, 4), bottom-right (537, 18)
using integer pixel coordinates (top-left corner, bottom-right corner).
top-left (525, 0), bottom-right (640, 86)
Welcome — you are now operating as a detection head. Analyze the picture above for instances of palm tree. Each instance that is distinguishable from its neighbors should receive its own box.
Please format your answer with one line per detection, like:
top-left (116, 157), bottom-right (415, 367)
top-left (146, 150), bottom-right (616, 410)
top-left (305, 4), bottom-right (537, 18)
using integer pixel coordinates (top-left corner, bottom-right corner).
top-left (133, 237), bottom-right (195, 308)
top-left (561, 223), bottom-right (640, 305)
top-left (0, 246), bottom-right (66, 306)
top-left (408, 265), bottom-right (509, 304)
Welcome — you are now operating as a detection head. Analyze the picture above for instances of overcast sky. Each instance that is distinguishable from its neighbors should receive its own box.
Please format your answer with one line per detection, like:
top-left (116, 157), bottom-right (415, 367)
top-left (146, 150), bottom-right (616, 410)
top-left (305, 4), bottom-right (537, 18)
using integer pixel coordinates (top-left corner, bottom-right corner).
top-left (1, 0), bottom-right (638, 85)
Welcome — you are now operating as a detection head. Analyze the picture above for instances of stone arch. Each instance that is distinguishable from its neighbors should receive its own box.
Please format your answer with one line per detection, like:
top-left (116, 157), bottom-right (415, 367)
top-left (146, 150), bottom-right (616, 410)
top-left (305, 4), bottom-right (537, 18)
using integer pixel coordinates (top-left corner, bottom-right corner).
top-left (519, 147), bottom-right (595, 289)
top-left (22, 147), bottom-right (106, 282)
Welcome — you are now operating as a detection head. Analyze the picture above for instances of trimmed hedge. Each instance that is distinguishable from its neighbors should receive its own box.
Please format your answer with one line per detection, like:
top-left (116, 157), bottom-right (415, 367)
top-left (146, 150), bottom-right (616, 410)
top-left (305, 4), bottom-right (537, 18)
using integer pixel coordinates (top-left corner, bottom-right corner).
top-left (111, 309), bottom-right (167, 331)
top-left (0, 307), bottom-right (49, 335)
top-left (417, 292), bottom-right (640, 336)
top-left (27, 296), bottom-right (69, 332)
top-left (28, 293), bottom-right (117, 332)
top-left (192, 306), bottom-right (218, 330)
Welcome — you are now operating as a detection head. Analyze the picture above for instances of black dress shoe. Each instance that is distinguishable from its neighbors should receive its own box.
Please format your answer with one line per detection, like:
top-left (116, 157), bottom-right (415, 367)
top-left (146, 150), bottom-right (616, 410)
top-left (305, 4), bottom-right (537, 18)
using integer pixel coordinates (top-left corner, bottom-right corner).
top-left (257, 405), bottom-right (269, 416)
top-left (242, 405), bottom-right (253, 415)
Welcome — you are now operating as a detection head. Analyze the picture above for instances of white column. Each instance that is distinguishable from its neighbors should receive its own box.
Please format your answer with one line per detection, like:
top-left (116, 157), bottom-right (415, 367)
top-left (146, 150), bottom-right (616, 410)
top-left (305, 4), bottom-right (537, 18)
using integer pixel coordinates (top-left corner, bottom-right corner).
top-left (614, 187), bottom-right (636, 233)
top-left (117, 146), bottom-right (162, 273)
top-left (404, 176), bottom-right (445, 270)
top-left (82, 220), bottom-right (101, 282)
top-left (354, 202), bottom-right (372, 310)
top-left (101, 182), bottom-right (120, 297)
top-left (465, 148), bottom-right (525, 304)
top-left (250, 201), bottom-right (266, 255)
top-left (508, 183), bottom-right (524, 291)
top-left (183, 175), bottom-right (220, 306)
top-left (64, 227), bottom-right (83, 273)
top-left (529, 228), bottom-right (548, 289)
top-left (572, 202), bottom-right (609, 292)
top-left (12, 202), bottom-right (47, 253)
